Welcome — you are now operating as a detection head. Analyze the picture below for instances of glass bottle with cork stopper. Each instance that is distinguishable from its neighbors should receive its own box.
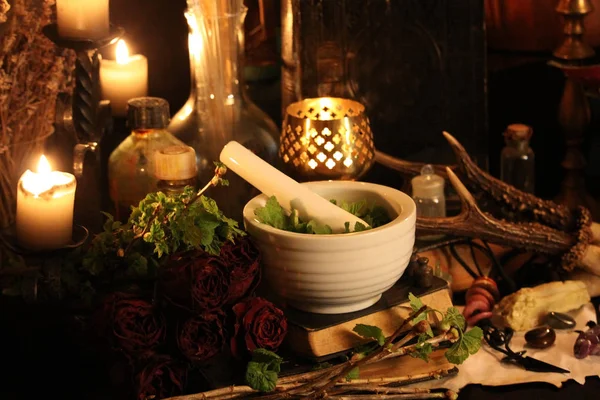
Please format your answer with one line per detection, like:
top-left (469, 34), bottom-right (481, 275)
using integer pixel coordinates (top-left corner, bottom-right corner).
top-left (411, 164), bottom-right (446, 218)
top-left (154, 145), bottom-right (198, 195)
top-left (500, 123), bottom-right (535, 194)
top-left (108, 97), bottom-right (189, 221)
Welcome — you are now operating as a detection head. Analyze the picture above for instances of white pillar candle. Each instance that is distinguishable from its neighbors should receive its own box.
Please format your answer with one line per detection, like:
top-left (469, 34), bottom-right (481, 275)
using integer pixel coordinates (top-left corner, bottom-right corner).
top-left (56, 0), bottom-right (109, 40)
top-left (16, 155), bottom-right (77, 251)
top-left (100, 40), bottom-right (149, 117)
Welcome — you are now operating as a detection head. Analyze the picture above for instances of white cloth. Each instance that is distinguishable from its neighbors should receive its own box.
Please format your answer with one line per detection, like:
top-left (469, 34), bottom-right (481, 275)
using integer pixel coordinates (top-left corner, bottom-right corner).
top-left (414, 303), bottom-right (600, 391)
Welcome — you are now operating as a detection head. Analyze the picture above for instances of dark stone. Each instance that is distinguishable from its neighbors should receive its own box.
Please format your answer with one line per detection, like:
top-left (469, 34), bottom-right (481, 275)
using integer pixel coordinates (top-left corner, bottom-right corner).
top-left (544, 312), bottom-right (576, 330)
top-left (525, 326), bottom-right (556, 349)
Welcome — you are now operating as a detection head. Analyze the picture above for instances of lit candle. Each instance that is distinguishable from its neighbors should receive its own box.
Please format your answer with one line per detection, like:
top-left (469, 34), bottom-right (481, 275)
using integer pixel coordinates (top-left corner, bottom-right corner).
top-left (56, 0), bottom-right (109, 40)
top-left (16, 155), bottom-right (77, 251)
top-left (100, 40), bottom-right (149, 117)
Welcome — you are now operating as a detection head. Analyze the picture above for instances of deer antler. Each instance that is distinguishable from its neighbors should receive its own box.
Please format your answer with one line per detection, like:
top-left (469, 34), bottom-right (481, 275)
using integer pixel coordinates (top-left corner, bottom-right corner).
top-left (375, 132), bottom-right (600, 243)
top-left (417, 168), bottom-right (600, 275)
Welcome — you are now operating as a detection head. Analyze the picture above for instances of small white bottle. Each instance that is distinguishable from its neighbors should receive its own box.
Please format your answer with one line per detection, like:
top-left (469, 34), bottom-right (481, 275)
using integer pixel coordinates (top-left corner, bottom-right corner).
top-left (411, 164), bottom-right (446, 218)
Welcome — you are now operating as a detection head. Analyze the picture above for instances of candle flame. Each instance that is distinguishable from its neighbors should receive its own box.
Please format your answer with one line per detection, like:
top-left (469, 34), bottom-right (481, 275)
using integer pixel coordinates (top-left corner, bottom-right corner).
top-left (21, 155), bottom-right (72, 197)
top-left (116, 40), bottom-right (129, 64)
top-left (37, 155), bottom-right (51, 174)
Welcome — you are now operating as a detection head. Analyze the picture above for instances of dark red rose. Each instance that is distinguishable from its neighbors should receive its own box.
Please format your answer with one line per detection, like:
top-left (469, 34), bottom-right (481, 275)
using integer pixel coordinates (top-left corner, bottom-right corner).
top-left (220, 237), bottom-right (261, 304)
top-left (231, 297), bottom-right (287, 358)
top-left (109, 295), bottom-right (166, 355)
top-left (135, 356), bottom-right (186, 400)
top-left (161, 251), bottom-right (230, 313)
top-left (177, 312), bottom-right (225, 363)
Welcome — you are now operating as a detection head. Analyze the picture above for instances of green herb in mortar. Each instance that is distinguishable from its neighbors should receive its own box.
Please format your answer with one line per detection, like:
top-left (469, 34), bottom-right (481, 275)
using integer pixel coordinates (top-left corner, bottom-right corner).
top-left (254, 196), bottom-right (391, 234)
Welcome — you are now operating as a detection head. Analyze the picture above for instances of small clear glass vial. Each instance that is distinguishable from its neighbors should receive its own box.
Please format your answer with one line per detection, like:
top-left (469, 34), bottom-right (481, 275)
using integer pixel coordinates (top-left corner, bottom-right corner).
top-left (411, 165), bottom-right (446, 218)
top-left (500, 123), bottom-right (535, 194)
top-left (154, 145), bottom-right (198, 195)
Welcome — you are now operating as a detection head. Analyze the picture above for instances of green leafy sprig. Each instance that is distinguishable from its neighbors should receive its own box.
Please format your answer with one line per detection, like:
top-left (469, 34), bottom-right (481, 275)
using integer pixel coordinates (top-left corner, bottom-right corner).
top-left (347, 293), bottom-right (483, 365)
top-left (82, 162), bottom-right (243, 279)
top-left (254, 196), bottom-right (391, 234)
top-left (237, 295), bottom-right (473, 397)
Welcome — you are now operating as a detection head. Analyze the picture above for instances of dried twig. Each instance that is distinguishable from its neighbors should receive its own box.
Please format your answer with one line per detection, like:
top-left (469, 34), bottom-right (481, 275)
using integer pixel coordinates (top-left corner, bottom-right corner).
top-left (326, 394), bottom-right (454, 400)
top-left (165, 307), bottom-right (459, 400)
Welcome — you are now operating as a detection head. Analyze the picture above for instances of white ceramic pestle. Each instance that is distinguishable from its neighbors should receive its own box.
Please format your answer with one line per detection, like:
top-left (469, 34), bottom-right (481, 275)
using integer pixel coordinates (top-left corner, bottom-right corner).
top-left (219, 141), bottom-right (369, 233)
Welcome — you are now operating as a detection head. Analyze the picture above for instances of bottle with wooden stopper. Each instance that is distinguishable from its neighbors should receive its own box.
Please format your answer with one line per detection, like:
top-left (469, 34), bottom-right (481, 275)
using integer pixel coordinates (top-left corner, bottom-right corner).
top-left (108, 97), bottom-right (188, 221)
top-left (500, 123), bottom-right (535, 194)
top-left (154, 145), bottom-right (198, 195)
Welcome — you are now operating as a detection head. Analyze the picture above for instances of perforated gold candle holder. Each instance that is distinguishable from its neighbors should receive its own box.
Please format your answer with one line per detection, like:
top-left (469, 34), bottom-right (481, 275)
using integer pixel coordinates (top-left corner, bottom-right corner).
top-left (280, 97), bottom-right (375, 181)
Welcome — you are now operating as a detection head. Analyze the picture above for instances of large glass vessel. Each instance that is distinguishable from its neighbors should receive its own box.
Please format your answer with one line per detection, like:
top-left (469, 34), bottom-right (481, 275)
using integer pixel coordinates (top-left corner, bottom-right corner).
top-left (169, 1), bottom-right (279, 222)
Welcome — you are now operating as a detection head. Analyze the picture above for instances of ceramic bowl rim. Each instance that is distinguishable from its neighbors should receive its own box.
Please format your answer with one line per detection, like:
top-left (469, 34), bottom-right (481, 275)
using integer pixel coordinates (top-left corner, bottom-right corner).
top-left (243, 180), bottom-right (416, 241)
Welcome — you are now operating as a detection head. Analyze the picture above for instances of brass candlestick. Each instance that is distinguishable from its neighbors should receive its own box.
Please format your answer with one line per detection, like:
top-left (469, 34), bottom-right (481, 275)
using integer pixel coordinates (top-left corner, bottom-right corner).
top-left (551, 0), bottom-right (598, 219)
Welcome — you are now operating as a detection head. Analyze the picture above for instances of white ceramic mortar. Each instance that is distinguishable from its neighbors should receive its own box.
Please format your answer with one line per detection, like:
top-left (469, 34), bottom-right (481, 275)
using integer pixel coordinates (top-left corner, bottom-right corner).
top-left (243, 180), bottom-right (416, 314)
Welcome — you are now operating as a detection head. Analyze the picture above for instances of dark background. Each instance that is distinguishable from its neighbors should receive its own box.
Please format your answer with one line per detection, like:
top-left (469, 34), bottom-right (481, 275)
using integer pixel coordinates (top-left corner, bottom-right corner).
top-left (5, 1), bottom-right (600, 399)
top-left (103, 0), bottom-right (600, 203)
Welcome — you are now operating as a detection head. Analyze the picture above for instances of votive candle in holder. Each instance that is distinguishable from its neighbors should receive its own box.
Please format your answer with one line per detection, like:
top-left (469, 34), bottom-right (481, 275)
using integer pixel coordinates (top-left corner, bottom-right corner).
top-left (56, 0), bottom-right (109, 40)
top-left (280, 97), bottom-right (375, 181)
top-left (100, 39), bottom-right (149, 116)
top-left (16, 155), bottom-right (77, 251)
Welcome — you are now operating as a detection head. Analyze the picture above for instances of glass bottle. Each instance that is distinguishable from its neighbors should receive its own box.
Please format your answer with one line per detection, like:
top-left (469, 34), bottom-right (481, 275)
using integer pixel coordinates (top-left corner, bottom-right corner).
top-left (500, 123), bottom-right (535, 194)
top-left (169, 3), bottom-right (279, 223)
top-left (411, 164), bottom-right (446, 218)
top-left (108, 97), bottom-right (188, 221)
top-left (154, 145), bottom-right (197, 196)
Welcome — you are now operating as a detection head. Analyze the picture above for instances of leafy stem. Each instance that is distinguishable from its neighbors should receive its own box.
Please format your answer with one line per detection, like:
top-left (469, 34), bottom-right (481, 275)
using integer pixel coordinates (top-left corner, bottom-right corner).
top-left (122, 205), bottom-right (161, 257)
top-left (122, 162), bottom-right (229, 258)
top-left (309, 305), bottom-right (428, 398)
top-left (184, 162), bottom-right (229, 213)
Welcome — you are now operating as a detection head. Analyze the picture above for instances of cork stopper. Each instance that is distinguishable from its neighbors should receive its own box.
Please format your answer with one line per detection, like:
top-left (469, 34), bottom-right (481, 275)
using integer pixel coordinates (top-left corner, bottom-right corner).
top-left (504, 123), bottom-right (533, 141)
top-left (127, 97), bottom-right (170, 130)
top-left (154, 145), bottom-right (197, 180)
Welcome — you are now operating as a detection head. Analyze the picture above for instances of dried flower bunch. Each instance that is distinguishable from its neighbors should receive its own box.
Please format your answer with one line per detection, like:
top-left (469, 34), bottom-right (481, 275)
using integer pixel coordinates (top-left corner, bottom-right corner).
top-left (0, 0), bottom-right (74, 227)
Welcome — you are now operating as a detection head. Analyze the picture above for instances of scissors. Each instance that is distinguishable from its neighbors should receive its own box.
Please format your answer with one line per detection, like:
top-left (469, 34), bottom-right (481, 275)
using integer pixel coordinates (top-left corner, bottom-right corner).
top-left (479, 320), bottom-right (570, 374)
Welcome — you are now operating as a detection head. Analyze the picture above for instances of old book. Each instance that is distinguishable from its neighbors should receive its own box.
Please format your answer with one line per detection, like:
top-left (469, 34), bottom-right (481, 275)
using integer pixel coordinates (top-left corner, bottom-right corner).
top-left (282, 277), bottom-right (453, 360)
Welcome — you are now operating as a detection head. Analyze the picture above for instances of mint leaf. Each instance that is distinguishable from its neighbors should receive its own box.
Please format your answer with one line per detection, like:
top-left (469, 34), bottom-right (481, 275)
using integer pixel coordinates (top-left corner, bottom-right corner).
top-left (445, 327), bottom-right (483, 365)
top-left (306, 220), bottom-right (333, 235)
top-left (344, 222), bottom-right (350, 233)
top-left (353, 324), bottom-right (386, 346)
top-left (244, 349), bottom-right (283, 392)
top-left (255, 196), bottom-right (289, 230)
top-left (442, 307), bottom-right (466, 331)
top-left (345, 367), bottom-right (360, 381)
top-left (363, 205), bottom-right (391, 228)
top-left (353, 222), bottom-right (369, 232)
top-left (408, 292), bottom-right (428, 325)
top-left (254, 196), bottom-right (391, 234)
top-left (245, 362), bottom-right (278, 392)
top-left (410, 334), bottom-right (434, 362)
top-left (340, 199), bottom-right (367, 216)
top-left (251, 348), bottom-right (283, 368)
